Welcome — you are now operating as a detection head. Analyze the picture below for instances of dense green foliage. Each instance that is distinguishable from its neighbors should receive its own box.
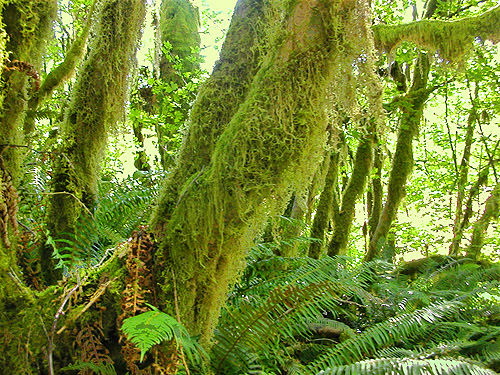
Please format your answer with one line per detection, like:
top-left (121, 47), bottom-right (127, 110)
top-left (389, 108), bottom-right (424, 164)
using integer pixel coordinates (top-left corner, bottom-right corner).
top-left (1, 0), bottom-right (500, 374)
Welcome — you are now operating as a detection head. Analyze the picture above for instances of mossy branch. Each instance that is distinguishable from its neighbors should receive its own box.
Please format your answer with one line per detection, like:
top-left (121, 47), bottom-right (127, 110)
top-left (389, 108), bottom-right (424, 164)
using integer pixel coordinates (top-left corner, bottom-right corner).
top-left (373, 5), bottom-right (500, 61)
top-left (29, 0), bottom-right (97, 112)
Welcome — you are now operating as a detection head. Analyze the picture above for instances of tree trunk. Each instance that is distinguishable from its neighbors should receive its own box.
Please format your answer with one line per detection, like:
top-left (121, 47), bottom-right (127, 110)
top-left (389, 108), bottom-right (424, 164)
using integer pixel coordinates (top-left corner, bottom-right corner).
top-left (450, 109), bottom-right (477, 255)
top-left (309, 151), bottom-right (340, 259)
top-left (366, 53), bottom-right (431, 261)
top-left (43, 0), bottom-right (146, 281)
top-left (0, 0), bottom-right (56, 186)
top-left (328, 124), bottom-right (373, 256)
top-left (466, 182), bottom-right (500, 260)
top-left (152, 0), bottom-right (377, 343)
top-left (157, 0), bottom-right (201, 169)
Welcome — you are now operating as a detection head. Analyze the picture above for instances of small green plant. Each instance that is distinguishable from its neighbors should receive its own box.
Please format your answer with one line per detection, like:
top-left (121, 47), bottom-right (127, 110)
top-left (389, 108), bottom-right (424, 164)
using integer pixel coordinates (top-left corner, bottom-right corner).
top-left (121, 304), bottom-right (203, 363)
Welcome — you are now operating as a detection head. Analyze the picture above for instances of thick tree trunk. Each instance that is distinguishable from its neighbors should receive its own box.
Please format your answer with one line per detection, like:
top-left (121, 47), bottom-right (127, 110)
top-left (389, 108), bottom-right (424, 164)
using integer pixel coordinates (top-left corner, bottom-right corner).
top-left (152, 0), bottom-right (376, 343)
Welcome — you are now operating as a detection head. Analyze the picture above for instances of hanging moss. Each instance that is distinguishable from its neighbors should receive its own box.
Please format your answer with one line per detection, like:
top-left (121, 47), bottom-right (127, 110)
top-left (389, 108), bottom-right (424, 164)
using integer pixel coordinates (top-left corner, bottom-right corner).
top-left (154, 0), bottom-right (382, 344)
top-left (44, 0), bottom-right (146, 266)
top-left (151, 0), bottom-right (271, 232)
top-left (373, 5), bottom-right (500, 63)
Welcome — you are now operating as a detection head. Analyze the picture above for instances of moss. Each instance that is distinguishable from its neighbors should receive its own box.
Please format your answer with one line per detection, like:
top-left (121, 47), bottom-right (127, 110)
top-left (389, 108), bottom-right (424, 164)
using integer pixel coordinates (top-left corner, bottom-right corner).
top-left (159, 0), bottom-right (200, 75)
top-left (151, 0), bottom-right (271, 232)
top-left (155, 0), bottom-right (382, 344)
top-left (0, 0), bottom-right (57, 186)
top-left (373, 5), bottom-right (500, 63)
top-left (45, 0), bottom-right (146, 245)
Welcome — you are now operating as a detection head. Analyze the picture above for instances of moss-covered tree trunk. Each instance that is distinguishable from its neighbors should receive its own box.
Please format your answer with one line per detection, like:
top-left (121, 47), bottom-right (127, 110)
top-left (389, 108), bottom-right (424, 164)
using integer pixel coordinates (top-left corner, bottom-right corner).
top-left (152, 0), bottom-right (377, 343)
top-left (0, 0), bottom-right (56, 185)
top-left (43, 0), bottom-right (146, 279)
top-left (308, 151), bottom-right (341, 258)
top-left (366, 53), bottom-right (431, 261)
top-left (328, 126), bottom-right (373, 256)
top-left (449, 109), bottom-right (477, 255)
top-left (150, 0), bottom-right (271, 231)
top-left (0, 0), bottom-right (55, 297)
top-left (157, 0), bottom-right (201, 169)
top-left (367, 137), bottom-right (383, 237)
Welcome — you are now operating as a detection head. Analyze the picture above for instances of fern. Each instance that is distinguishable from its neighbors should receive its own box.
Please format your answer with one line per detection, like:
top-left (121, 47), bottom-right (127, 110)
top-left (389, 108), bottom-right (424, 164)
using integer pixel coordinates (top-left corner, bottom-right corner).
top-left (121, 305), bottom-right (202, 363)
top-left (212, 280), bottom-right (368, 374)
top-left (317, 357), bottom-right (498, 375)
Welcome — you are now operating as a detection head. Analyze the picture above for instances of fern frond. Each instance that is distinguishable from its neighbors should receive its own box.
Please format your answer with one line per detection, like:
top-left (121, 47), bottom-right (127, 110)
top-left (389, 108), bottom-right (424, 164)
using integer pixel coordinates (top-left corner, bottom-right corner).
top-left (317, 357), bottom-right (497, 375)
top-left (121, 306), bottom-right (201, 363)
top-left (307, 301), bottom-right (463, 372)
top-left (212, 280), bottom-right (362, 374)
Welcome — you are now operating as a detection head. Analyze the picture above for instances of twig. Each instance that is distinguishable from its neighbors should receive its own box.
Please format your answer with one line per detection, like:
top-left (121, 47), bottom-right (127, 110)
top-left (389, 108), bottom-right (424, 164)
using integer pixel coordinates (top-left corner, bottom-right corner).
top-left (57, 277), bottom-right (115, 334)
top-left (48, 271), bottom-right (84, 375)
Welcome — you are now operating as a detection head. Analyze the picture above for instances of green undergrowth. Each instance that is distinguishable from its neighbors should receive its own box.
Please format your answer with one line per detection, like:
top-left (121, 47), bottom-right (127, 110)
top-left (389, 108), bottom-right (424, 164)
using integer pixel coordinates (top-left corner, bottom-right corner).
top-left (205, 253), bottom-right (500, 374)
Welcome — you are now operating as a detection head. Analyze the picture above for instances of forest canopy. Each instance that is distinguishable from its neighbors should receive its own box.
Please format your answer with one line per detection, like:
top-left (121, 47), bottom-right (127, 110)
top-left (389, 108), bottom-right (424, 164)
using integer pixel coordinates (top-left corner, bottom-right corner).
top-left (1, 0), bottom-right (500, 374)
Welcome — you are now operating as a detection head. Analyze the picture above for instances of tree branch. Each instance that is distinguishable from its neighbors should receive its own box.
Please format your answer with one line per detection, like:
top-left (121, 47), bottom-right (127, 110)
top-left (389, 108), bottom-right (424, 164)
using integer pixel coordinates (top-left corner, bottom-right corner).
top-left (373, 5), bottom-right (500, 61)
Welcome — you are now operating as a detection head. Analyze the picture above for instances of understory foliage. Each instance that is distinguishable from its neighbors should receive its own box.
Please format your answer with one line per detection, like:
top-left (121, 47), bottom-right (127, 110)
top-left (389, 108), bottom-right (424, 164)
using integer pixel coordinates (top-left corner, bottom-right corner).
top-left (207, 252), bottom-right (500, 375)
